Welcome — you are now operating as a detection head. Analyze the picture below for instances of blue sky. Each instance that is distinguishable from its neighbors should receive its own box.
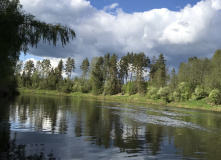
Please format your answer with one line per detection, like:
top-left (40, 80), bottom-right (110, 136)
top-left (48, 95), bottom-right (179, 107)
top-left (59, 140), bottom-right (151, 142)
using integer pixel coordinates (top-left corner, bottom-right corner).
top-left (20, 52), bottom-right (43, 61)
top-left (89, 0), bottom-right (201, 12)
top-left (20, 0), bottom-right (221, 75)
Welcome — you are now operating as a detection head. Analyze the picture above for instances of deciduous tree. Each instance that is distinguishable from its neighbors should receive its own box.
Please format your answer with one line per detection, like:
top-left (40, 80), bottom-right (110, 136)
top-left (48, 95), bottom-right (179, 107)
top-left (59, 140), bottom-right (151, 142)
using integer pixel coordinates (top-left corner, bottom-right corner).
top-left (0, 0), bottom-right (75, 96)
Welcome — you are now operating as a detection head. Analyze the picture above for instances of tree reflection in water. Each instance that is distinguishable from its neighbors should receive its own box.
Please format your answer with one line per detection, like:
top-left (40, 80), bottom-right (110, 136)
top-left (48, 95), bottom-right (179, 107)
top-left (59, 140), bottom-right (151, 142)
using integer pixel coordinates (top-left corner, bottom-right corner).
top-left (0, 97), bottom-right (58, 159)
top-left (0, 132), bottom-right (58, 160)
top-left (1, 93), bottom-right (221, 159)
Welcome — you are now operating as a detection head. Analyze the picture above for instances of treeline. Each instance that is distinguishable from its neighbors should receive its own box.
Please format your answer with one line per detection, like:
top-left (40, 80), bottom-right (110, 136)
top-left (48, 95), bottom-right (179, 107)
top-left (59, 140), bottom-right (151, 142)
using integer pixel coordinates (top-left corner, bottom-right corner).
top-left (16, 49), bottom-right (221, 105)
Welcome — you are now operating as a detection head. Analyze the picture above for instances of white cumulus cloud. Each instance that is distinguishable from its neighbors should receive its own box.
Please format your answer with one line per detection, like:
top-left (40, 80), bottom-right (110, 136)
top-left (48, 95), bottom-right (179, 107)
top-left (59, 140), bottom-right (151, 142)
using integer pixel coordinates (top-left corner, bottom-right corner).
top-left (104, 3), bottom-right (119, 11)
top-left (20, 0), bottom-right (221, 74)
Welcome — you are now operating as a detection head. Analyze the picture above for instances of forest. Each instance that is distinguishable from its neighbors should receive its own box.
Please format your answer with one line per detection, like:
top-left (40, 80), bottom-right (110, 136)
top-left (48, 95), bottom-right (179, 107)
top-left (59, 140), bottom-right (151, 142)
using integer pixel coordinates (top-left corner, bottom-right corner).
top-left (16, 49), bottom-right (221, 105)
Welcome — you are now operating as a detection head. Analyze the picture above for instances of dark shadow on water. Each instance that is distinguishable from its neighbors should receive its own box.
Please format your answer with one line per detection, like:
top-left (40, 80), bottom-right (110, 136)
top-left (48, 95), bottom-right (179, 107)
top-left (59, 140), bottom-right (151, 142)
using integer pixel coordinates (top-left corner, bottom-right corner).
top-left (0, 132), bottom-right (58, 160)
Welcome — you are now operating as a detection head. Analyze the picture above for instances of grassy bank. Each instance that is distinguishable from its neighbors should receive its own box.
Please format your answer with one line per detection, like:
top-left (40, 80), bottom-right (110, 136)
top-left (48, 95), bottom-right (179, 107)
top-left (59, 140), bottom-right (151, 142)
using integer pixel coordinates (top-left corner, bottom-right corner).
top-left (19, 88), bottom-right (221, 112)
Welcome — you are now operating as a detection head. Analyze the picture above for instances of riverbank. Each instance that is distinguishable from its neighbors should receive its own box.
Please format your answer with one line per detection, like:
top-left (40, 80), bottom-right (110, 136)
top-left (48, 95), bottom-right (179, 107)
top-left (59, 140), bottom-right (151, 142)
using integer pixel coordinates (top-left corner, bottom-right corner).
top-left (19, 88), bottom-right (221, 112)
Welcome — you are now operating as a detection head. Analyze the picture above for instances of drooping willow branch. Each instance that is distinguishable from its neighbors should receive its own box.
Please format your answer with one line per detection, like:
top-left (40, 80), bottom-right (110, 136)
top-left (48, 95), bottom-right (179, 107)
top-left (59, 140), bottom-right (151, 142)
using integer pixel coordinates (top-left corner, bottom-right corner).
top-left (0, 0), bottom-right (76, 53)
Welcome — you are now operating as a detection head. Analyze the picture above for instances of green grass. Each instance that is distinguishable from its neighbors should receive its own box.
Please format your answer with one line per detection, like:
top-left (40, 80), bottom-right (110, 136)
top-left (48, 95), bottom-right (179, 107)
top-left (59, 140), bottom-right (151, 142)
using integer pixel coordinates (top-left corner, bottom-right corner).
top-left (102, 94), bottom-right (166, 104)
top-left (19, 88), bottom-right (68, 96)
top-left (19, 88), bottom-right (221, 112)
top-left (168, 98), bottom-right (221, 111)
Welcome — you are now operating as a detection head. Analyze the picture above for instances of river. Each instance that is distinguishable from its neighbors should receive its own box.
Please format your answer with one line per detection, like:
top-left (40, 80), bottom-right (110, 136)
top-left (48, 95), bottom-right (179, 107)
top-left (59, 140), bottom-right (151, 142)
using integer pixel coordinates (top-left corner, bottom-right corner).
top-left (0, 93), bottom-right (221, 159)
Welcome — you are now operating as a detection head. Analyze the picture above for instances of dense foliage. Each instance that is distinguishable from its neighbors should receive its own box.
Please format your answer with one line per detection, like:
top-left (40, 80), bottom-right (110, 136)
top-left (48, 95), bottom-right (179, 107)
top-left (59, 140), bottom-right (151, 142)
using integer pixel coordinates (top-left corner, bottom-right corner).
top-left (15, 49), bottom-right (221, 105)
top-left (0, 0), bottom-right (75, 96)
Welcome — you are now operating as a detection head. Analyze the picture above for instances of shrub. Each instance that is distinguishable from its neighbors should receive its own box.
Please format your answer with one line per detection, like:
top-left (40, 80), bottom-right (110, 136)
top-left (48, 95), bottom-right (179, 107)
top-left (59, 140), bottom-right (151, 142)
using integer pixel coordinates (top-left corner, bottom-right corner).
top-left (137, 81), bottom-right (147, 95)
top-left (62, 79), bottom-right (73, 93)
top-left (168, 93), bottom-right (174, 102)
top-left (126, 82), bottom-right (137, 95)
top-left (173, 92), bottom-right (180, 102)
top-left (103, 80), bottom-right (111, 95)
top-left (72, 82), bottom-right (81, 92)
top-left (121, 84), bottom-right (126, 95)
top-left (157, 87), bottom-right (170, 101)
top-left (147, 86), bottom-right (158, 100)
top-left (209, 89), bottom-right (221, 105)
top-left (192, 85), bottom-right (207, 100)
top-left (81, 80), bottom-right (92, 93)
top-left (178, 82), bottom-right (191, 101)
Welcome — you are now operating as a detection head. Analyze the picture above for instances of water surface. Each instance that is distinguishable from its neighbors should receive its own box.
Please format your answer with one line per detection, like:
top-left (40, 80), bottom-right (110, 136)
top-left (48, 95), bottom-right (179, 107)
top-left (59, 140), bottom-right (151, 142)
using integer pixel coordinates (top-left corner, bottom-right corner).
top-left (0, 93), bottom-right (221, 159)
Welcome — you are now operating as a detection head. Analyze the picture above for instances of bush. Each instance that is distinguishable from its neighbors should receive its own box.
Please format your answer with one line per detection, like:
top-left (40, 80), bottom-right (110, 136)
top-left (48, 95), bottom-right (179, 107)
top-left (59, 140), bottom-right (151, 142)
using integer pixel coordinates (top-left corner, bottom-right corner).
top-left (209, 89), bottom-right (221, 105)
top-left (121, 84), bottom-right (126, 95)
top-left (192, 85), bottom-right (207, 100)
top-left (62, 79), bottom-right (73, 93)
top-left (147, 86), bottom-right (158, 100)
top-left (173, 92), bottom-right (180, 102)
top-left (126, 82), bottom-right (137, 95)
top-left (157, 87), bottom-right (170, 101)
top-left (81, 81), bottom-right (92, 93)
top-left (103, 80), bottom-right (111, 95)
top-left (72, 82), bottom-right (81, 92)
top-left (137, 81), bottom-right (147, 95)
top-left (179, 82), bottom-right (191, 101)
top-left (110, 79), bottom-right (119, 95)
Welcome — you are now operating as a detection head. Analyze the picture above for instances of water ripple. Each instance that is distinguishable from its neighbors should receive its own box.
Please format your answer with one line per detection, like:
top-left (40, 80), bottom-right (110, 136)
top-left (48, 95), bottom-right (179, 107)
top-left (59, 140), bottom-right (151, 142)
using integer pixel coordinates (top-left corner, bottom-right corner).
top-left (98, 105), bottom-right (209, 131)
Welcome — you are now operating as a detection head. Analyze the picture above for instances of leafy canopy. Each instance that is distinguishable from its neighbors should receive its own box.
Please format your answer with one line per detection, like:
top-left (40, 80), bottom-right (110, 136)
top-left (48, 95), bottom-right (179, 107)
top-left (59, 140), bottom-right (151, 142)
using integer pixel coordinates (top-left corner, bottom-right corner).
top-left (0, 0), bottom-right (75, 96)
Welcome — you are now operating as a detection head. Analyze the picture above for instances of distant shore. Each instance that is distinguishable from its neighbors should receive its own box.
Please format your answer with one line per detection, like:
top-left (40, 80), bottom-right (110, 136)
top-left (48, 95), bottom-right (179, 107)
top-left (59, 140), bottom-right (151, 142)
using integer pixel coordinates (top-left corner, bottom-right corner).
top-left (19, 88), bottom-right (221, 112)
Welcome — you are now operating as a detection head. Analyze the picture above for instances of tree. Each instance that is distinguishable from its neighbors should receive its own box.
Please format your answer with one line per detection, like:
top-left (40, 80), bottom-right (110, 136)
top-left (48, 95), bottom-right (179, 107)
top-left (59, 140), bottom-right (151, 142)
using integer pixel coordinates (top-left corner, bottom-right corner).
top-left (80, 58), bottom-right (90, 80)
top-left (65, 57), bottom-right (75, 79)
top-left (15, 60), bottom-right (23, 76)
top-left (23, 60), bottom-right (35, 87)
top-left (41, 59), bottom-right (51, 78)
top-left (32, 69), bottom-right (40, 89)
top-left (178, 57), bottom-right (210, 94)
top-left (150, 54), bottom-right (167, 88)
top-left (119, 56), bottom-right (129, 85)
top-left (56, 59), bottom-right (64, 80)
top-left (79, 58), bottom-right (91, 93)
top-left (91, 57), bottom-right (104, 95)
top-left (0, 0), bottom-right (75, 96)
top-left (127, 52), bottom-right (134, 82)
top-left (149, 56), bottom-right (158, 86)
top-left (24, 60), bottom-right (34, 77)
top-left (31, 60), bottom-right (41, 88)
top-left (35, 60), bottom-right (42, 72)
top-left (169, 68), bottom-right (178, 91)
top-left (132, 52), bottom-right (150, 93)
top-left (155, 53), bottom-right (167, 87)
top-left (89, 57), bottom-right (99, 77)
top-left (206, 49), bottom-right (221, 91)
top-left (40, 59), bottom-right (51, 89)
top-left (47, 68), bottom-right (57, 90)
top-left (103, 53), bottom-right (111, 80)
top-left (15, 60), bottom-right (23, 87)
top-left (108, 54), bottom-right (119, 95)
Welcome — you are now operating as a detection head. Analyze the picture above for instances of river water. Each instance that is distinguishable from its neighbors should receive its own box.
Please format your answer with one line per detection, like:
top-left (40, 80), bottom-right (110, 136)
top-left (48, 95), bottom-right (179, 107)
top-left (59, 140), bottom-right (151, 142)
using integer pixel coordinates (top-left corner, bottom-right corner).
top-left (0, 93), bottom-right (221, 159)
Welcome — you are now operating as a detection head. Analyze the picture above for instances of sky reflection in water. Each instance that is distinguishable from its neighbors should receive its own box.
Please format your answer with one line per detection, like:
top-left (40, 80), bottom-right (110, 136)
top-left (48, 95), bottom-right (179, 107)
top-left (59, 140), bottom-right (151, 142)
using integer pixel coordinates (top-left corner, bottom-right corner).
top-left (1, 94), bottom-right (221, 159)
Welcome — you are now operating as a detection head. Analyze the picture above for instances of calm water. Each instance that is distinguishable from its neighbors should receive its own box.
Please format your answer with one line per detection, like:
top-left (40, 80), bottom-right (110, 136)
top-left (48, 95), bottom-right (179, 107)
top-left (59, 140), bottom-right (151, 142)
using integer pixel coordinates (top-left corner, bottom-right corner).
top-left (1, 93), bottom-right (221, 159)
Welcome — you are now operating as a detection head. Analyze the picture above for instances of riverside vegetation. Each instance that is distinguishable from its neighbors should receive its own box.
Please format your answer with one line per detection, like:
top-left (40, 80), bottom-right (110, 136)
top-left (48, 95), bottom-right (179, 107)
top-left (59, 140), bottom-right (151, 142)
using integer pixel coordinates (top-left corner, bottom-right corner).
top-left (18, 50), bottom-right (221, 111)
top-left (1, 0), bottom-right (221, 111)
